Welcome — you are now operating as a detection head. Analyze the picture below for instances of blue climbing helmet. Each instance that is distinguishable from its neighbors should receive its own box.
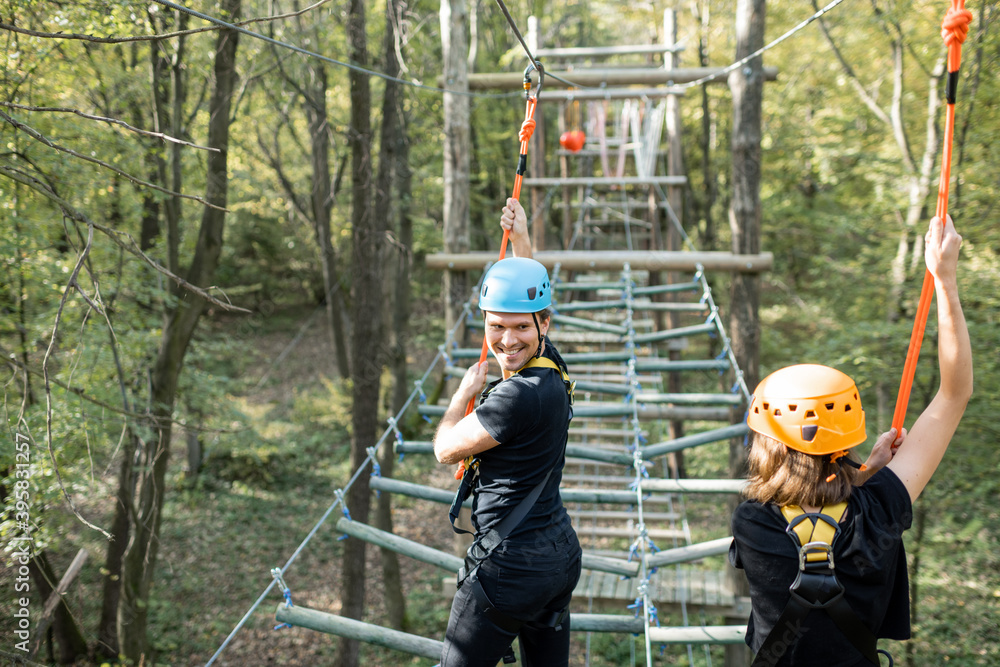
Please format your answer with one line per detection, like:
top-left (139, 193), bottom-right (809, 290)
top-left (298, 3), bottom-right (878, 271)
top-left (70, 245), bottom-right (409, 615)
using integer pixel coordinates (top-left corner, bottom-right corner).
top-left (479, 257), bottom-right (552, 313)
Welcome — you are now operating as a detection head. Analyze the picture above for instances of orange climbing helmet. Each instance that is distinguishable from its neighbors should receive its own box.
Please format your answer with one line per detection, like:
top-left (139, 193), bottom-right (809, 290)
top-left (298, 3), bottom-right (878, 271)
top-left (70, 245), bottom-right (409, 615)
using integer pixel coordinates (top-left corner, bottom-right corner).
top-left (747, 364), bottom-right (866, 456)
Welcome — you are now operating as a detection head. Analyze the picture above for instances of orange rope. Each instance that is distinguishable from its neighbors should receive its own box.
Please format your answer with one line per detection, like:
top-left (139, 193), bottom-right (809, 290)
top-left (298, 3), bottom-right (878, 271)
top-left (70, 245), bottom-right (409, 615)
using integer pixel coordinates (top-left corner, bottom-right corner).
top-left (454, 80), bottom-right (540, 479)
top-left (891, 1), bottom-right (972, 432)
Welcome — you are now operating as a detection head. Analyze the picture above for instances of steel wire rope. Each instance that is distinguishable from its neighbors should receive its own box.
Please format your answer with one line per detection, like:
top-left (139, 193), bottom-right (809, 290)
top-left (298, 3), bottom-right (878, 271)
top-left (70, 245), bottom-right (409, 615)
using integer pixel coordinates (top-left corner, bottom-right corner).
top-left (205, 285), bottom-right (483, 666)
top-left (150, 0), bottom-right (519, 100)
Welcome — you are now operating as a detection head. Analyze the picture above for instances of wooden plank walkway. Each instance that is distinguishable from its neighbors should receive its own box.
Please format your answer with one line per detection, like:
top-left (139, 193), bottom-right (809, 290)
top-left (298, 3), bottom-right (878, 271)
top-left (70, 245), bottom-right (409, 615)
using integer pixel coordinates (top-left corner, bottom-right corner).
top-left (575, 568), bottom-right (736, 609)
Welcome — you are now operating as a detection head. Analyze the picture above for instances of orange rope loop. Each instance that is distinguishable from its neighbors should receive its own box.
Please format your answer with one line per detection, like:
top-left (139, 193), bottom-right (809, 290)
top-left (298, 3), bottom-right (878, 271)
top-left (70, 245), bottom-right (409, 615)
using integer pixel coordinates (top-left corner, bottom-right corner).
top-left (942, 5), bottom-right (973, 70)
top-left (518, 117), bottom-right (536, 144)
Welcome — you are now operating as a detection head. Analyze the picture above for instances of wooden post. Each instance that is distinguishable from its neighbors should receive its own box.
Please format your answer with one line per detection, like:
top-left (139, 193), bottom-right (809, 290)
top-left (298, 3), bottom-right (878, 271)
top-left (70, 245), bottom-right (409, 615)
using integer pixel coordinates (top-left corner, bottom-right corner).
top-left (441, 0), bottom-right (471, 337)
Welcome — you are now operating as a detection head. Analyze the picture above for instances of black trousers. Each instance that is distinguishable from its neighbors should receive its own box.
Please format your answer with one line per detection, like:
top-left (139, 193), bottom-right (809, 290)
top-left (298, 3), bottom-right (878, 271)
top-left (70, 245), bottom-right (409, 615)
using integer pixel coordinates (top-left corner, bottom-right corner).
top-left (440, 523), bottom-right (582, 667)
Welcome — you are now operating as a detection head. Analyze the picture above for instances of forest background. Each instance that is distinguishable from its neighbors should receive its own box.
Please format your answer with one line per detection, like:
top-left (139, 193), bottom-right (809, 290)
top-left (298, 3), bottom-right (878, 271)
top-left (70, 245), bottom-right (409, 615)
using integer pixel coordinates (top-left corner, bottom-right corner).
top-left (1, 0), bottom-right (998, 665)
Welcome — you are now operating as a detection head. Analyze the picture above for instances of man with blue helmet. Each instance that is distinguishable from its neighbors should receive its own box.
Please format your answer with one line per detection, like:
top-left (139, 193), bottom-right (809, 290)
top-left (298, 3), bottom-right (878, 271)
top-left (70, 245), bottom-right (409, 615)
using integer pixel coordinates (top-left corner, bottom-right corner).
top-left (435, 198), bottom-right (581, 667)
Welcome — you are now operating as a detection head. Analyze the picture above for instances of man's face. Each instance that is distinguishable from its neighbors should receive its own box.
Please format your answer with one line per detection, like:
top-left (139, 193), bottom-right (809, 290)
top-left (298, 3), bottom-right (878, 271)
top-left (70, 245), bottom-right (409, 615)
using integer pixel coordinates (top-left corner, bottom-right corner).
top-left (484, 311), bottom-right (550, 374)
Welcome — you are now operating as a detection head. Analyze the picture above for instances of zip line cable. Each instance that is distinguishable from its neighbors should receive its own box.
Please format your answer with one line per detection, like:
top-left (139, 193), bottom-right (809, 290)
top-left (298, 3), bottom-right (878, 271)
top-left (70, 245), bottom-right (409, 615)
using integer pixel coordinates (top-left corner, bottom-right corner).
top-left (891, 0), bottom-right (972, 431)
top-left (150, 0), bottom-right (518, 100)
top-left (674, 0), bottom-right (849, 90)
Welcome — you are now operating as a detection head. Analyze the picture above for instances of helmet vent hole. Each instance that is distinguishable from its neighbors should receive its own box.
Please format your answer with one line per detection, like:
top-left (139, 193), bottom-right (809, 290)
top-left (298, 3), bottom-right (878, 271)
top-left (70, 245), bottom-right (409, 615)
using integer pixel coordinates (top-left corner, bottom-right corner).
top-left (801, 425), bottom-right (818, 442)
top-left (844, 404), bottom-right (852, 412)
top-left (805, 410), bottom-right (816, 418)
top-left (482, 286), bottom-right (488, 297)
top-left (527, 287), bottom-right (537, 300)
top-left (773, 409), bottom-right (782, 417)
top-left (825, 402), bottom-right (835, 411)
top-left (762, 402), bottom-right (769, 411)
top-left (788, 404), bottom-right (798, 412)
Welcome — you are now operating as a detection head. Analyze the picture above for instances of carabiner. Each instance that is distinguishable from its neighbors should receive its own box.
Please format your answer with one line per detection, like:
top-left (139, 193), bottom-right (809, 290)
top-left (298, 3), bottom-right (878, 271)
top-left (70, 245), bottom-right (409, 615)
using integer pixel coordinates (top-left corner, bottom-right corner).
top-left (522, 61), bottom-right (544, 100)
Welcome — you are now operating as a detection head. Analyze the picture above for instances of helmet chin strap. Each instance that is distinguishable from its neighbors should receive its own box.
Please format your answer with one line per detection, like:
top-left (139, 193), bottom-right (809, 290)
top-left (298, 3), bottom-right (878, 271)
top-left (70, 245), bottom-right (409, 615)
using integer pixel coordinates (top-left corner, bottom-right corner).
top-left (531, 312), bottom-right (544, 358)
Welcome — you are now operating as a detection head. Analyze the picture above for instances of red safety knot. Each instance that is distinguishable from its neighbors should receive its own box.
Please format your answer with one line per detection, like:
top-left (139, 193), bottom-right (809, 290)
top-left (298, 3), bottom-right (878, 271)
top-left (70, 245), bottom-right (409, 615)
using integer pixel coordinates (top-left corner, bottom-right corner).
top-left (942, 6), bottom-right (973, 70)
top-left (519, 118), bottom-right (536, 144)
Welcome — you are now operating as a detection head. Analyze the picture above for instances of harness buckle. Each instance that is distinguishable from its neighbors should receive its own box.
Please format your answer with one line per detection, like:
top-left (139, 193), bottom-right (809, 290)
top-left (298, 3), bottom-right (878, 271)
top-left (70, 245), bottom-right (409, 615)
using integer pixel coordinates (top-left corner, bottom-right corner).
top-left (798, 540), bottom-right (836, 572)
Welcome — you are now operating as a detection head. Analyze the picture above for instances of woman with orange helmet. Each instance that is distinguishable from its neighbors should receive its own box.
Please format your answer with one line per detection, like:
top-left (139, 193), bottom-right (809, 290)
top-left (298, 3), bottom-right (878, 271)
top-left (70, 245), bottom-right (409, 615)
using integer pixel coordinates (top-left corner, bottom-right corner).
top-left (731, 215), bottom-right (972, 666)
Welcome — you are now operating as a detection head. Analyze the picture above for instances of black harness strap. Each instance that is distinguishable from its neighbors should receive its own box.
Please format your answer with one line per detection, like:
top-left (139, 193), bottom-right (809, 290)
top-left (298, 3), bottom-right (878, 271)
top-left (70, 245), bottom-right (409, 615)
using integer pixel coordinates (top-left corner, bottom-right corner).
top-left (751, 505), bottom-right (881, 667)
top-left (457, 466), bottom-right (553, 585)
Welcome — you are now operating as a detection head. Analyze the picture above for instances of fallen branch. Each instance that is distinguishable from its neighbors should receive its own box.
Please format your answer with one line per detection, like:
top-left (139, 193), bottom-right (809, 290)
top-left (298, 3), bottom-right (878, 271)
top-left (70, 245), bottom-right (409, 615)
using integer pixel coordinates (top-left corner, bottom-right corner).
top-left (28, 550), bottom-right (89, 660)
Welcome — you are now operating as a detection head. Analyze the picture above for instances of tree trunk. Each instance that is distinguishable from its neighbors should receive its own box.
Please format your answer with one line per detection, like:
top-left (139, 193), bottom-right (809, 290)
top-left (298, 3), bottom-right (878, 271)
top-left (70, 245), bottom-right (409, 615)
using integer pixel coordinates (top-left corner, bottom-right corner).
top-left (441, 0), bottom-right (471, 335)
top-left (28, 551), bottom-right (88, 664)
top-left (726, 1), bottom-right (766, 665)
top-left (97, 430), bottom-right (139, 658)
top-left (336, 0), bottom-right (378, 664)
top-left (373, 0), bottom-right (408, 632)
top-left (117, 3), bottom-right (241, 660)
top-left (695, 0), bottom-right (717, 250)
top-left (303, 51), bottom-right (351, 378)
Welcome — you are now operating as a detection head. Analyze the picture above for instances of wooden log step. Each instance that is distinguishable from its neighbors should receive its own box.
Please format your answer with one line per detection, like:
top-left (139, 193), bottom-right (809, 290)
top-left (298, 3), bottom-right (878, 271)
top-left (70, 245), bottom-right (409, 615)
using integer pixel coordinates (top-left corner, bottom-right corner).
top-left (634, 358), bottom-right (730, 373)
top-left (575, 525), bottom-right (686, 540)
top-left (645, 537), bottom-right (734, 569)
top-left (551, 313), bottom-right (627, 335)
top-left (632, 322), bottom-right (715, 344)
top-left (426, 250), bottom-right (774, 273)
top-left (370, 476), bottom-right (690, 508)
top-left (524, 176), bottom-right (687, 187)
top-left (634, 392), bottom-right (744, 406)
top-left (630, 301), bottom-right (709, 313)
top-left (565, 372), bottom-right (662, 384)
top-left (565, 444), bottom-right (634, 466)
top-left (370, 476), bottom-right (458, 507)
top-left (275, 604), bottom-right (443, 659)
top-left (632, 281), bottom-right (702, 296)
top-left (554, 281), bottom-right (627, 292)
top-left (336, 517), bottom-right (462, 572)
top-left (569, 509), bottom-right (680, 522)
top-left (569, 427), bottom-right (645, 437)
top-left (563, 474), bottom-right (649, 486)
top-left (648, 625), bottom-right (746, 645)
top-left (547, 331), bottom-right (622, 344)
top-left (642, 423), bottom-right (750, 458)
top-left (276, 604), bottom-right (726, 654)
top-left (560, 488), bottom-right (683, 505)
top-left (572, 405), bottom-right (732, 421)
top-left (640, 478), bottom-right (747, 494)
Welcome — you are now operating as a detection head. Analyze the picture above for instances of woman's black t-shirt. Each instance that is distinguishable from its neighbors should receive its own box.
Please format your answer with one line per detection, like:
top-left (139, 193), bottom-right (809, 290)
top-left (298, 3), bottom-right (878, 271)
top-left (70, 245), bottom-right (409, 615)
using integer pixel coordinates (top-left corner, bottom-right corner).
top-left (473, 339), bottom-right (572, 541)
top-left (730, 468), bottom-right (913, 666)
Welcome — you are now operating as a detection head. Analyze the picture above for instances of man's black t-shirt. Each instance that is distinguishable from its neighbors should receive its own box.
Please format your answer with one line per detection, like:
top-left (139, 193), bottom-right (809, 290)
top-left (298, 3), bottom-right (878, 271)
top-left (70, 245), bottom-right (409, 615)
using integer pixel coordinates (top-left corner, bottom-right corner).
top-left (473, 338), bottom-right (572, 541)
top-left (730, 468), bottom-right (913, 666)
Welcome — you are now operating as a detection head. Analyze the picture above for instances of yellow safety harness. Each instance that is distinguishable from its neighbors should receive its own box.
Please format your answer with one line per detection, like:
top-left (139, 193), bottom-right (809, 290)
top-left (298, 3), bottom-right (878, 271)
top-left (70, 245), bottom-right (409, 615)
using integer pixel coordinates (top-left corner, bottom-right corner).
top-left (752, 503), bottom-right (890, 666)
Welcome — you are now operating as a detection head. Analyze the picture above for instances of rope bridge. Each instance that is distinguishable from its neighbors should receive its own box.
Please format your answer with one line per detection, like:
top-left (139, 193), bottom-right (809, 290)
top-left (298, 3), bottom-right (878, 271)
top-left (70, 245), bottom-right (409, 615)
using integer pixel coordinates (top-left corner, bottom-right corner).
top-left (258, 261), bottom-right (752, 666)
